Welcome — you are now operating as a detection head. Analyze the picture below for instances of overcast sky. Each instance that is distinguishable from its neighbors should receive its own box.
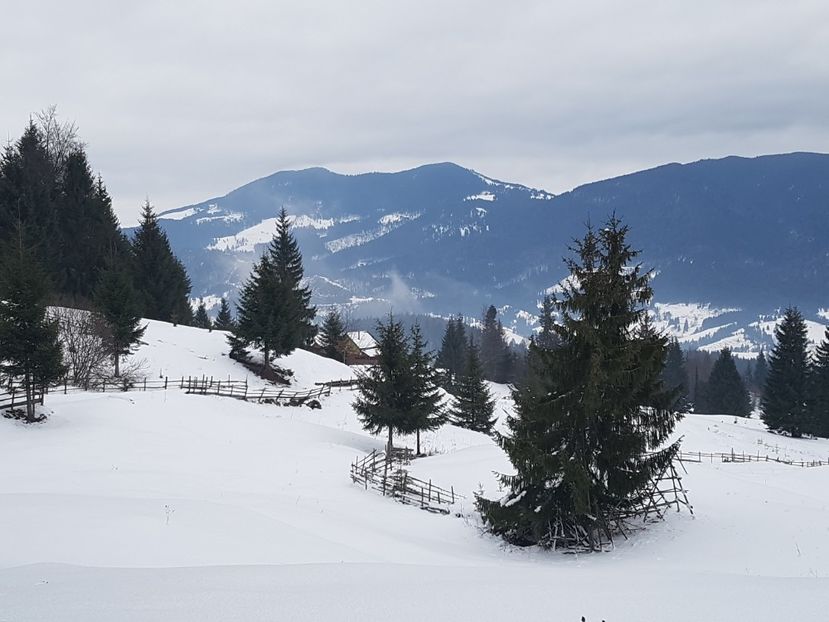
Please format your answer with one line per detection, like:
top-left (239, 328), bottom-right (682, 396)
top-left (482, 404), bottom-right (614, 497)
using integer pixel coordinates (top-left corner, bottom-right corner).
top-left (3, 0), bottom-right (829, 225)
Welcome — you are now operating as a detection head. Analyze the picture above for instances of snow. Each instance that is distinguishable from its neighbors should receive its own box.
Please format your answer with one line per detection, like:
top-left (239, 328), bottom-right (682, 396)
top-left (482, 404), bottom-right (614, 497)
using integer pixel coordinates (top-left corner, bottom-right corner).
top-left (208, 215), bottom-right (338, 252)
top-left (2, 319), bottom-right (829, 620)
top-left (158, 207), bottom-right (197, 221)
top-left (378, 211), bottom-right (420, 225)
top-left (751, 317), bottom-right (828, 350)
top-left (463, 192), bottom-right (496, 202)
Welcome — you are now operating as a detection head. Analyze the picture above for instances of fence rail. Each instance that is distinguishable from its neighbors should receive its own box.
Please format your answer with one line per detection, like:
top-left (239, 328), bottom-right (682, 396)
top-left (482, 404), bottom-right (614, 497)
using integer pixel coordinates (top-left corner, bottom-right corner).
top-left (350, 449), bottom-right (461, 514)
top-left (0, 386), bottom-right (44, 412)
top-left (678, 450), bottom-right (829, 468)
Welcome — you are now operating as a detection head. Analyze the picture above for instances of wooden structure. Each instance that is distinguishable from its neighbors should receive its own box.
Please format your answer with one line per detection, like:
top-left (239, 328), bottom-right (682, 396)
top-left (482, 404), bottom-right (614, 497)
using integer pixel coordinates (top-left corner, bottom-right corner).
top-left (350, 449), bottom-right (461, 514)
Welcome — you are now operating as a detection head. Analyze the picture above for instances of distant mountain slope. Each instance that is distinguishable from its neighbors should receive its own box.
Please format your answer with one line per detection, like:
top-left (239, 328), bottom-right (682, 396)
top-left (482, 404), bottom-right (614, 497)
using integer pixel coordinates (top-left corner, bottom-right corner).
top-left (152, 154), bottom-right (829, 355)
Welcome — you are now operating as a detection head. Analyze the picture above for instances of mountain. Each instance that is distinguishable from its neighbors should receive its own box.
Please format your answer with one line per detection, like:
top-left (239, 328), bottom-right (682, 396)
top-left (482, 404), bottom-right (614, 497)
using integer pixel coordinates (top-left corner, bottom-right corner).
top-left (153, 154), bottom-right (829, 356)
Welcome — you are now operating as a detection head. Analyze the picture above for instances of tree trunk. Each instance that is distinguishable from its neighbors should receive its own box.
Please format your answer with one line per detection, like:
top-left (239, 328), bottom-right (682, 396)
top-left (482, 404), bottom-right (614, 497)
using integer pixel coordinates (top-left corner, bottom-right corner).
top-left (114, 353), bottom-right (120, 378)
top-left (24, 370), bottom-right (34, 423)
top-left (263, 347), bottom-right (270, 371)
top-left (387, 426), bottom-right (393, 455)
top-left (416, 429), bottom-right (421, 456)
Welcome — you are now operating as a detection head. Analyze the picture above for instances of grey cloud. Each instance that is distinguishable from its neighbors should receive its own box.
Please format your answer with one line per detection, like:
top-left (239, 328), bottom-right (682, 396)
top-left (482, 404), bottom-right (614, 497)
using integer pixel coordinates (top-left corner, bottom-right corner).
top-left (3, 1), bottom-right (828, 225)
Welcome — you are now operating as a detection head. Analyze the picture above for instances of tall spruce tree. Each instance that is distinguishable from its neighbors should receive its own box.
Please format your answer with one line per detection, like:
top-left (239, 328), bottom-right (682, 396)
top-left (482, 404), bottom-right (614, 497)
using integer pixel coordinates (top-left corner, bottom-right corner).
top-left (131, 201), bottom-right (192, 324)
top-left (436, 315), bottom-right (468, 389)
top-left (230, 209), bottom-right (316, 367)
top-left (761, 308), bottom-right (811, 436)
top-left (318, 309), bottom-right (348, 361)
top-left (477, 217), bottom-right (681, 550)
top-left (94, 263), bottom-right (146, 377)
top-left (449, 339), bottom-right (496, 434)
top-left (353, 316), bottom-right (413, 452)
top-left (0, 242), bottom-right (65, 421)
top-left (193, 300), bottom-right (212, 330)
top-left (214, 298), bottom-right (235, 332)
top-left (697, 348), bottom-right (752, 417)
top-left (408, 324), bottom-right (445, 455)
top-left (808, 328), bottom-right (829, 438)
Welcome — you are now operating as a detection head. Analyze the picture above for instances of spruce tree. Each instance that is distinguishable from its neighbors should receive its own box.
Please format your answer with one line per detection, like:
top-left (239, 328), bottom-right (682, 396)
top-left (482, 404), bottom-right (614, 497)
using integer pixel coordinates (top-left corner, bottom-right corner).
top-left (318, 309), bottom-right (348, 361)
top-left (808, 328), bottom-right (829, 438)
top-left (436, 315), bottom-right (468, 389)
top-left (94, 263), bottom-right (146, 377)
top-left (409, 323), bottom-right (445, 455)
top-left (230, 208), bottom-right (316, 367)
top-left (761, 308), bottom-right (811, 436)
top-left (0, 242), bottom-right (65, 421)
top-left (214, 297), bottom-right (235, 332)
top-left (131, 201), bottom-right (193, 324)
top-left (536, 295), bottom-right (559, 350)
top-left (697, 348), bottom-right (752, 417)
top-left (449, 339), bottom-right (496, 434)
top-left (661, 339), bottom-right (689, 410)
top-left (477, 217), bottom-right (681, 550)
top-left (753, 348), bottom-right (768, 396)
top-left (480, 305), bottom-right (508, 382)
top-left (193, 300), bottom-right (212, 330)
top-left (353, 316), bottom-right (413, 452)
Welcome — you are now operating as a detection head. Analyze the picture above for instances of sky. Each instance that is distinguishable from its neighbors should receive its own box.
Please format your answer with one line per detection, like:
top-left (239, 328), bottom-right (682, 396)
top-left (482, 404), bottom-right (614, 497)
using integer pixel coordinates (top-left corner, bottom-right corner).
top-left (3, 0), bottom-right (829, 225)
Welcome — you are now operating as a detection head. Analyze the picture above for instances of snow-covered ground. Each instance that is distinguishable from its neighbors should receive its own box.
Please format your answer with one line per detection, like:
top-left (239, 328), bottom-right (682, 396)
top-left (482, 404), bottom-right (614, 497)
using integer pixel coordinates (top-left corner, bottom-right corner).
top-left (2, 320), bottom-right (829, 621)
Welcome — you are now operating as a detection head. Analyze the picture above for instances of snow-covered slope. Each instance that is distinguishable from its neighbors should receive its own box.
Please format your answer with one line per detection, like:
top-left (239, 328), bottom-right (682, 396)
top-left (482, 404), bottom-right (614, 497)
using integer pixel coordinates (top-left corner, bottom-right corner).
top-left (2, 320), bottom-right (828, 621)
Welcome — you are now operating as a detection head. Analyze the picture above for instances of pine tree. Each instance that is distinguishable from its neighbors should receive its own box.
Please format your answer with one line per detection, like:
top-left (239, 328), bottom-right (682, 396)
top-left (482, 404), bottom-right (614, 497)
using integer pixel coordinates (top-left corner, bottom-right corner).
top-left (409, 323), bottom-right (445, 455)
top-left (318, 309), bottom-right (347, 361)
top-left (230, 209), bottom-right (317, 367)
top-left (436, 315), bottom-right (468, 389)
top-left (449, 339), bottom-right (496, 434)
top-left (477, 217), bottom-right (681, 550)
top-left (661, 339), bottom-right (689, 410)
top-left (94, 263), bottom-right (146, 377)
top-left (0, 242), bottom-right (66, 421)
top-left (808, 328), bottom-right (829, 438)
top-left (131, 201), bottom-right (193, 325)
top-left (214, 298), bottom-right (235, 332)
top-left (536, 295), bottom-right (559, 350)
top-left (697, 348), bottom-right (752, 417)
top-left (193, 300), bottom-right (212, 330)
top-left (479, 305), bottom-right (508, 382)
top-left (762, 308), bottom-right (811, 436)
top-left (267, 208), bottom-right (316, 352)
top-left (353, 316), bottom-right (413, 452)
top-left (753, 348), bottom-right (768, 395)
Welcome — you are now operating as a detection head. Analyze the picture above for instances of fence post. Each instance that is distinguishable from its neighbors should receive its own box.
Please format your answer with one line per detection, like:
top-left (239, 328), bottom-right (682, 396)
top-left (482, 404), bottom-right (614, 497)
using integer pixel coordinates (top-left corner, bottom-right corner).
top-left (143, 378), bottom-right (147, 392)
top-left (102, 380), bottom-right (106, 393)
top-left (164, 377), bottom-right (168, 390)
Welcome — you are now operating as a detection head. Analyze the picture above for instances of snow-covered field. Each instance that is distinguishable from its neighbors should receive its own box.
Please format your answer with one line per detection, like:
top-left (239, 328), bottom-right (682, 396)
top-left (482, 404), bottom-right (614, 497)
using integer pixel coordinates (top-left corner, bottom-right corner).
top-left (2, 321), bottom-right (829, 621)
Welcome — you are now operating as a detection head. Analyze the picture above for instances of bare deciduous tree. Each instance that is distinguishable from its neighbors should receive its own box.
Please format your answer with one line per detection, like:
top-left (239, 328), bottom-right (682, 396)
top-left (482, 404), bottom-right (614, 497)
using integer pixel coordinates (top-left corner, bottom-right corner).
top-left (50, 307), bottom-right (112, 389)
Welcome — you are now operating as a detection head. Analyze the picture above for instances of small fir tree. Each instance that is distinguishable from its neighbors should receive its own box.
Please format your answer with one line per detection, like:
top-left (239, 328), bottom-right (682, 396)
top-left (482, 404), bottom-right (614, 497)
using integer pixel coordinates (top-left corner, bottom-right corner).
top-left (193, 300), bottom-right (212, 330)
top-left (353, 316), bottom-right (412, 452)
top-left (696, 348), bottom-right (751, 417)
top-left (761, 308), bottom-right (810, 437)
top-left (214, 298), bottom-right (235, 331)
top-left (94, 263), bottom-right (146, 377)
top-left (479, 305), bottom-right (510, 382)
top-left (449, 339), bottom-right (496, 434)
top-left (535, 295), bottom-right (559, 350)
top-left (408, 323), bottom-right (445, 455)
top-left (318, 309), bottom-right (348, 361)
top-left (753, 348), bottom-right (768, 396)
top-left (0, 243), bottom-right (66, 421)
top-left (476, 217), bottom-right (681, 550)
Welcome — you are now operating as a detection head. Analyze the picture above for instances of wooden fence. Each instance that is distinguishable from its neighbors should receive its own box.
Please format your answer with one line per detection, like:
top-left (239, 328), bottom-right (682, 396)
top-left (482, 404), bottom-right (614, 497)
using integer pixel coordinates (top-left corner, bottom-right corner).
top-left (350, 449), bottom-right (461, 514)
top-left (678, 450), bottom-right (829, 468)
top-left (0, 385), bottom-right (44, 412)
top-left (1, 375), bottom-right (333, 410)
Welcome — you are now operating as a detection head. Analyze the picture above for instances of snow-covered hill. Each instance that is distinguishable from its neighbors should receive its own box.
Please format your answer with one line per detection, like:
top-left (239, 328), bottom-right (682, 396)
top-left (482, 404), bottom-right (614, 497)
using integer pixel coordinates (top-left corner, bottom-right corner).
top-left (2, 320), bottom-right (829, 621)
